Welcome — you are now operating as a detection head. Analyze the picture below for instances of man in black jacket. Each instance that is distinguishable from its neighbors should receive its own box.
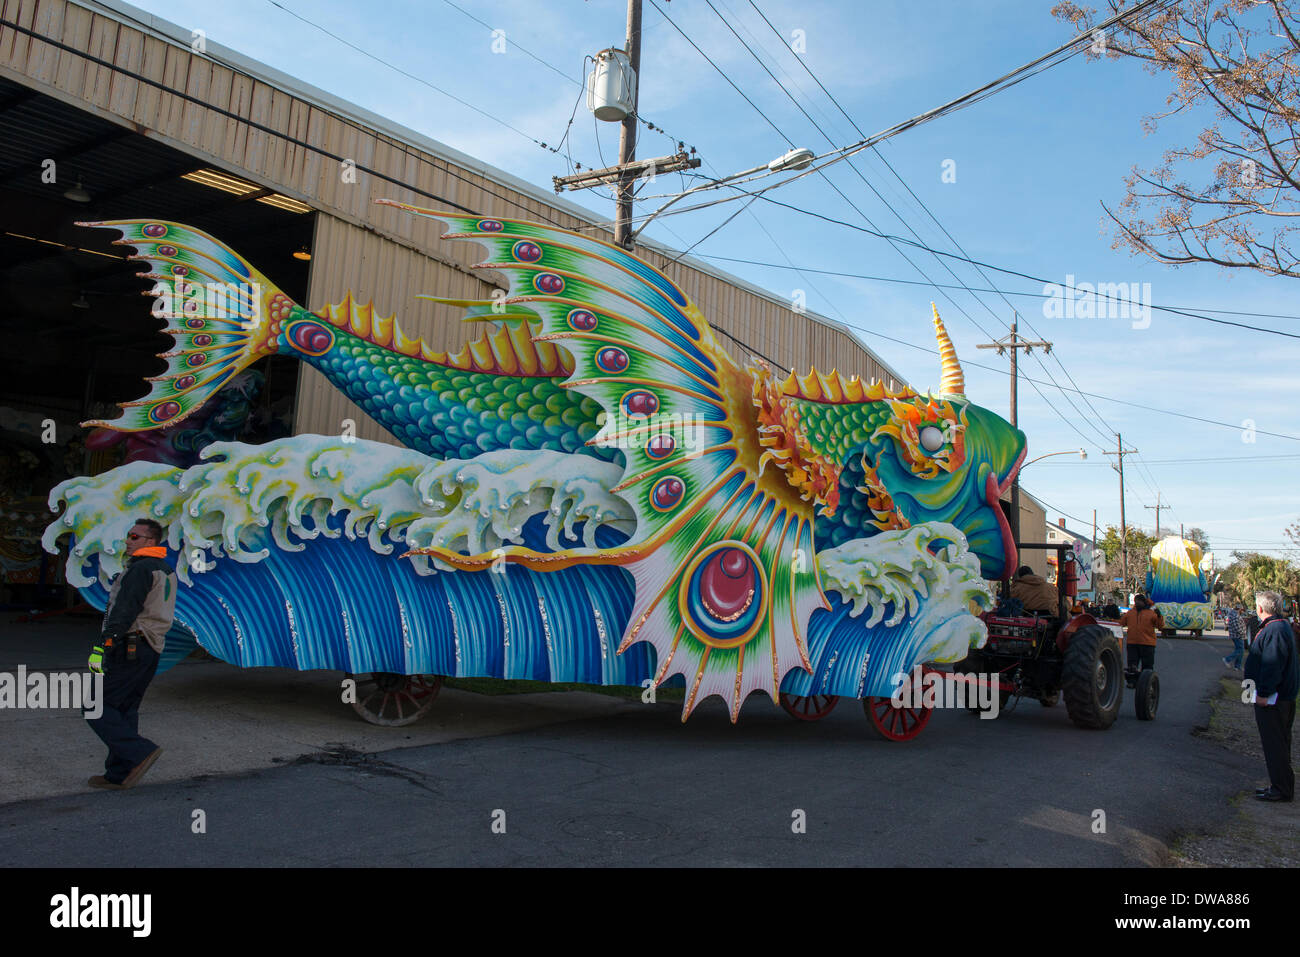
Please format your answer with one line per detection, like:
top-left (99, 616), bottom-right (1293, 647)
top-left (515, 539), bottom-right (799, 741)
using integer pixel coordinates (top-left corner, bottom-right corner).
top-left (1244, 591), bottom-right (1299, 802)
top-left (85, 518), bottom-right (177, 790)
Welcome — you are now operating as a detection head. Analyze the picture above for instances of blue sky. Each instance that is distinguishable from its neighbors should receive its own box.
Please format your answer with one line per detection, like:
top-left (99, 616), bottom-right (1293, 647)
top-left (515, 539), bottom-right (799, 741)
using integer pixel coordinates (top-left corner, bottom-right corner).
top-left (125, 0), bottom-right (1300, 560)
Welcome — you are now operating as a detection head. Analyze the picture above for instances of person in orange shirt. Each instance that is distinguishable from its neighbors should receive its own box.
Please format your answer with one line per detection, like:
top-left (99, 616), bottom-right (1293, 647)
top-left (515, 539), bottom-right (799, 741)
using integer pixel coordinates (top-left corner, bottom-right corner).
top-left (1119, 594), bottom-right (1164, 673)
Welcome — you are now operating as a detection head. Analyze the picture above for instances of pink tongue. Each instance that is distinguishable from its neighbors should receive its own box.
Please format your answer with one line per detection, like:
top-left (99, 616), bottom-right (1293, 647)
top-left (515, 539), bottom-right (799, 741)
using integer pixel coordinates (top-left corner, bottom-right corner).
top-left (986, 470), bottom-right (1018, 575)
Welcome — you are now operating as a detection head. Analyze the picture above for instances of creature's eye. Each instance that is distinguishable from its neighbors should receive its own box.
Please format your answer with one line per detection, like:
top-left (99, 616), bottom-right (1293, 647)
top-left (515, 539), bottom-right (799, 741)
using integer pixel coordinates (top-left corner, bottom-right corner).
top-left (919, 425), bottom-right (946, 453)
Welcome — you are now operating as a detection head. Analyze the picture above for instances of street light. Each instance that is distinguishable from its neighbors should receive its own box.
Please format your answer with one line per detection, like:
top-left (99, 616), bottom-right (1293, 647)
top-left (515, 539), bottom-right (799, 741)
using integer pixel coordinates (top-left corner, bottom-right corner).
top-left (1022, 448), bottom-right (1088, 468)
top-left (631, 147), bottom-right (814, 241)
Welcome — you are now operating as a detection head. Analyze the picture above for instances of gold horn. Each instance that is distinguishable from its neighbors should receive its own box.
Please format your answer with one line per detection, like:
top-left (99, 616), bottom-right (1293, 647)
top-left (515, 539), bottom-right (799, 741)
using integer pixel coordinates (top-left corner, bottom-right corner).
top-left (932, 304), bottom-right (965, 396)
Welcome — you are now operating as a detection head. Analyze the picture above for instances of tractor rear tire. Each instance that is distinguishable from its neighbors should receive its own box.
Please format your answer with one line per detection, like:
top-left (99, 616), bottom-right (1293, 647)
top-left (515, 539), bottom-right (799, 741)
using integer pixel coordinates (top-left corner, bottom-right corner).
top-left (1062, 625), bottom-right (1123, 730)
top-left (1135, 669), bottom-right (1159, 721)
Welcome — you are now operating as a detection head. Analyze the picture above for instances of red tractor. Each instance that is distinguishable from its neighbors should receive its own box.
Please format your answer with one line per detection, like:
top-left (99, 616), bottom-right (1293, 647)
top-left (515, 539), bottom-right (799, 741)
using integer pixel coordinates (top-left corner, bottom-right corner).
top-left (954, 542), bottom-right (1157, 728)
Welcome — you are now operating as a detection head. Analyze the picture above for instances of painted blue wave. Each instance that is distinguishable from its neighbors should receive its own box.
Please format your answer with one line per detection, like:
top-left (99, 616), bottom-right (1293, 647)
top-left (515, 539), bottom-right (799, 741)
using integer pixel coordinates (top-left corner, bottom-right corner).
top-left (75, 516), bottom-right (950, 702)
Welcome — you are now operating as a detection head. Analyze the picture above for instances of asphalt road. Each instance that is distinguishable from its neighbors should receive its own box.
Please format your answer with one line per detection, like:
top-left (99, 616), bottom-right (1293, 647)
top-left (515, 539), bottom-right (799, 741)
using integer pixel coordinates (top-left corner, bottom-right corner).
top-left (0, 632), bottom-right (1261, 867)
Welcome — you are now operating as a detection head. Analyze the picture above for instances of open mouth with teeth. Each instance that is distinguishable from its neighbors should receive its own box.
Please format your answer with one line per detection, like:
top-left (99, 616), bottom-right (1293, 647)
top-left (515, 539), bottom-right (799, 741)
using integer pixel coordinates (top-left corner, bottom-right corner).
top-left (984, 447), bottom-right (1026, 578)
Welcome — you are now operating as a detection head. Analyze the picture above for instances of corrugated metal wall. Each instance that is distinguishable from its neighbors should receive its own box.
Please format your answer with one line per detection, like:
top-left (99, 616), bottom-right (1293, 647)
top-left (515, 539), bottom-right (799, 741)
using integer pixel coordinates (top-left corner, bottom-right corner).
top-left (2, 0), bottom-right (919, 451)
top-left (299, 212), bottom-right (505, 442)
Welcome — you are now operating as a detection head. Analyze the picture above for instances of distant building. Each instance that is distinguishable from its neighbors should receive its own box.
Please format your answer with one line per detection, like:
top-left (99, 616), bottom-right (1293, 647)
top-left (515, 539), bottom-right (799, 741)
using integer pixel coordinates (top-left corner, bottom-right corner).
top-left (1044, 517), bottom-right (1106, 599)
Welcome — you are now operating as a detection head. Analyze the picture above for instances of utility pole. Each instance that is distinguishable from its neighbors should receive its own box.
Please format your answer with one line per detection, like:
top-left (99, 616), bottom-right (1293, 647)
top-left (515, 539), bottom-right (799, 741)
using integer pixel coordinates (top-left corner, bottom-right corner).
top-left (552, 1), bottom-right (700, 250)
top-left (614, 0), bottom-right (642, 249)
top-left (1144, 492), bottom-right (1166, 538)
top-left (1104, 433), bottom-right (1139, 596)
top-left (976, 318), bottom-right (1051, 553)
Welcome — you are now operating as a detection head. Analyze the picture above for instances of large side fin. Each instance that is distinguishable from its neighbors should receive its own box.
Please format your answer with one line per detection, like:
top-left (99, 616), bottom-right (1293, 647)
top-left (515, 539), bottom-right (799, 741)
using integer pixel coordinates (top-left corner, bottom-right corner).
top-left (389, 202), bottom-right (830, 720)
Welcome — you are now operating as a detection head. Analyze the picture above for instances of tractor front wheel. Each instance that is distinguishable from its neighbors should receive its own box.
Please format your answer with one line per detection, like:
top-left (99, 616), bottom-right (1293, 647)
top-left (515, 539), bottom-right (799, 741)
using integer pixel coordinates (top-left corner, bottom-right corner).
top-left (1135, 669), bottom-right (1159, 721)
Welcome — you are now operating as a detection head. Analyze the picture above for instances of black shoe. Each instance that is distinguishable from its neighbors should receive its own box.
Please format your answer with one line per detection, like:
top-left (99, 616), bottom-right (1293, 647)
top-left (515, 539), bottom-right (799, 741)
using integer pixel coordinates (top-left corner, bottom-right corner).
top-left (1255, 787), bottom-right (1293, 802)
top-left (1256, 786), bottom-right (1270, 796)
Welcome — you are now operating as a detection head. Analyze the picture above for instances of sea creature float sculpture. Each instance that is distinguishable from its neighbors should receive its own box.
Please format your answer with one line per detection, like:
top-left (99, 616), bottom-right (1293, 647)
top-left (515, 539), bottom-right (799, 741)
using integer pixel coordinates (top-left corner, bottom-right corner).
top-left (1146, 536), bottom-right (1214, 633)
top-left (44, 204), bottom-right (1026, 721)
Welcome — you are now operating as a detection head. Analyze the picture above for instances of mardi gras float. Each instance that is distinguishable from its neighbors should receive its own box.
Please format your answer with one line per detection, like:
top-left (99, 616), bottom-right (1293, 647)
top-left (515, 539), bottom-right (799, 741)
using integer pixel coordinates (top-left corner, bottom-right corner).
top-left (43, 202), bottom-right (1027, 739)
top-left (1145, 536), bottom-right (1213, 636)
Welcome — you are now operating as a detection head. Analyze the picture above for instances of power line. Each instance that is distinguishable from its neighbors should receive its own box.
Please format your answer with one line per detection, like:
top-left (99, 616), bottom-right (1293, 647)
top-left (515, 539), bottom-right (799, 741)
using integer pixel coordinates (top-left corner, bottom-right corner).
top-left (735, 0), bottom-right (1122, 455)
top-left (434, 0), bottom-right (696, 160)
top-left (816, 311), bottom-right (1300, 441)
top-left (33, 3), bottom-right (1289, 458)
top-left (676, 0), bottom-right (1111, 453)
top-left (621, 0), bottom-right (1167, 234)
top-left (750, 195), bottom-right (1300, 340)
top-left (742, 0), bottom-right (1129, 454)
top-left (1034, 453), bottom-right (1300, 464)
top-left (692, 255), bottom-right (1300, 321)
top-left (266, 0), bottom-right (559, 155)
top-left (649, 0), bottom-right (794, 150)
top-left (706, 0), bottom-right (1194, 477)
top-left (3, 11), bottom-right (594, 229)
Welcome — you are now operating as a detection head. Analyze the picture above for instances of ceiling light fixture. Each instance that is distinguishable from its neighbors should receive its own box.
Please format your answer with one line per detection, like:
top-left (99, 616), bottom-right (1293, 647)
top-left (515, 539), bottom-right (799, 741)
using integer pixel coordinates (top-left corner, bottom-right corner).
top-left (63, 178), bottom-right (92, 203)
top-left (292, 246), bottom-right (312, 262)
top-left (182, 168), bottom-right (311, 213)
top-left (182, 168), bottom-right (260, 195)
top-left (258, 194), bottom-right (312, 214)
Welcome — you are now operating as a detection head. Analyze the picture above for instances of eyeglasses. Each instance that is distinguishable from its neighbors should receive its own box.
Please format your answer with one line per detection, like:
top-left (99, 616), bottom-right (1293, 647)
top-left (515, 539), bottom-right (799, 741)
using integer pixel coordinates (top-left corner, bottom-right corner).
top-left (126, 533), bottom-right (150, 541)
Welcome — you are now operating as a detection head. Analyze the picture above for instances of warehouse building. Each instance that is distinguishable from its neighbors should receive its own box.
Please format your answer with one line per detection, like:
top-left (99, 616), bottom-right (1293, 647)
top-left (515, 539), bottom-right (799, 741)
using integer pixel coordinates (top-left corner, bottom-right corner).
top-left (0, 0), bottom-right (1039, 605)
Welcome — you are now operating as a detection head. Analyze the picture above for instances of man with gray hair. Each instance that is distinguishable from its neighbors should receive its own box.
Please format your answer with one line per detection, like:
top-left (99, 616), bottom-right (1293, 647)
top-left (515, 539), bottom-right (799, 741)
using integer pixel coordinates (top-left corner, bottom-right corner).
top-left (1244, 590), bottom-right (1298, 802)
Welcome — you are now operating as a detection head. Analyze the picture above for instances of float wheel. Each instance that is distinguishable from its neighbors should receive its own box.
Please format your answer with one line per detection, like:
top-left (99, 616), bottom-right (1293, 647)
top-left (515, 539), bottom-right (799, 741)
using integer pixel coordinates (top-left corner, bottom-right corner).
top-left (863, 695), bottom-right (933, 741)
top-left (862, 667), bottom-right (936, 742)
top-left (779, 692), bottom-right (840, 721)
top-left (348, 673), bottom-right (444, 727)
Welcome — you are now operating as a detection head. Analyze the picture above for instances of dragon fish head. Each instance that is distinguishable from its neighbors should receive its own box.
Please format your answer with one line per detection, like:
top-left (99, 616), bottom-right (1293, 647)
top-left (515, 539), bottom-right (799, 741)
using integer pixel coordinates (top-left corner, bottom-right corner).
top-left (780, 308), bottom-right (1026, 580)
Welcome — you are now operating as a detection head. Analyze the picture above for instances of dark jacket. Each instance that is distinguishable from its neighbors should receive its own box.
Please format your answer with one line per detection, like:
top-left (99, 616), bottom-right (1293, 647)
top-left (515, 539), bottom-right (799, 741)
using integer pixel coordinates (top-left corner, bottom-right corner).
top-left (102, 547), bottom-right (177, 654)
top-left (1244, 616), bottom-right (1299, 701)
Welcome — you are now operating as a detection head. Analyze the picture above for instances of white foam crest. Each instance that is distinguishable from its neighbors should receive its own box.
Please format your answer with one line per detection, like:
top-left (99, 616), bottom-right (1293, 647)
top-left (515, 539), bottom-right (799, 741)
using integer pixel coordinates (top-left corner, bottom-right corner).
top-left (44, 462), bottom-right (189, 587)
top-left (45, 437), bottom-right (634, 584)
top-left (406, 452), bottom-right (631, 558)
top-left (817, 522), bottom-right (994, 662)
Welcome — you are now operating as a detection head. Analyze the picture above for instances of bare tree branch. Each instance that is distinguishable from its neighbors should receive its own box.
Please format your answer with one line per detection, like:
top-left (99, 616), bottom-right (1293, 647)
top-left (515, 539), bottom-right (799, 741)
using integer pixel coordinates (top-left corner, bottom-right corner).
top-left (1055, 0), bottom-right (1300, 277)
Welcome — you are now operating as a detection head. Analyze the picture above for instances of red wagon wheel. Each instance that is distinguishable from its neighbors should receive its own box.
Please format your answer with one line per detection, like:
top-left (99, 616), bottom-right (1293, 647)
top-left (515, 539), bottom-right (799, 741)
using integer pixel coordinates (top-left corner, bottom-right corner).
top-left (349, 673), bottom-right (444, 727)
top-left (779, 692), bottom-right (840, 721)
top-left (862, 666), bottom-right (937, 742)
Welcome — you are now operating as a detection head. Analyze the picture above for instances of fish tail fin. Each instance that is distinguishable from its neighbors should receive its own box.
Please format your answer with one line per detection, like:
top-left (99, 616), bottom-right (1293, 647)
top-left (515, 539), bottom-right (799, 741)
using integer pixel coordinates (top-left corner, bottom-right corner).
top-left (77, 219), bottom-right (299, 432)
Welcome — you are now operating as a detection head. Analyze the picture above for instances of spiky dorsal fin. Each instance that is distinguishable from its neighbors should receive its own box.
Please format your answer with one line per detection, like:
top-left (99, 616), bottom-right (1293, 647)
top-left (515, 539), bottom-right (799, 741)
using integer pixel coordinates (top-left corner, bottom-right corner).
top-left (313, 294), bottom-right (572, 376)
top-left (780, 368), bottom-right (918, 404)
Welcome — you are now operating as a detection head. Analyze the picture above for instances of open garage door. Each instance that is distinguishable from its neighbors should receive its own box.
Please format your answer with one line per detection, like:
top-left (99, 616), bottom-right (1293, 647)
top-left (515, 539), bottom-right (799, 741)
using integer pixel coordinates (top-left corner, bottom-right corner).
top-left (0, 74), bottom-right (314, 611)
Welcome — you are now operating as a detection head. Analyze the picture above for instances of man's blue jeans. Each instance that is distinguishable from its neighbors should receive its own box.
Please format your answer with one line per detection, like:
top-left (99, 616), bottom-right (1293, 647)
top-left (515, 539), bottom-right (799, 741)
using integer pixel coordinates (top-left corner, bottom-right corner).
top-left (1226, 636), bottom-right (1245, 668)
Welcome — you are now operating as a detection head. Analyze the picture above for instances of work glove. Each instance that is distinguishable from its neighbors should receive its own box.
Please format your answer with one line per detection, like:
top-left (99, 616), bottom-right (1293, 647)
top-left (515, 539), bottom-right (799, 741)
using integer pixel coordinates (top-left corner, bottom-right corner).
top-left (88, 645), bottom-right (105, 674)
